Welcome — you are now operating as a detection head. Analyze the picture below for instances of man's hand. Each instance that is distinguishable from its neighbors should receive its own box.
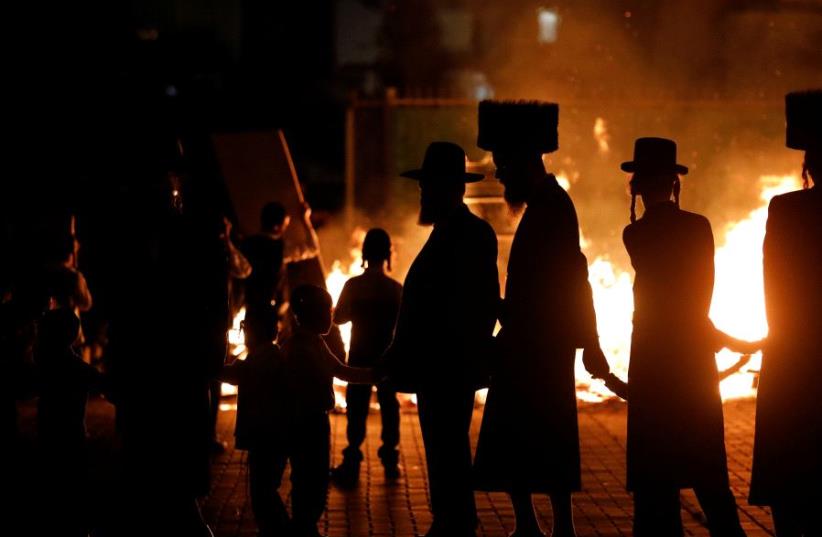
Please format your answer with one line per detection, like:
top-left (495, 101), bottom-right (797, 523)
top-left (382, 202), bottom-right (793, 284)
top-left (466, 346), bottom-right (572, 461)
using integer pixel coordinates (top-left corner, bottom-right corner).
top-left (582, 345), bottom-right (611, 379)
top-left (604, 373), bottom-right (629, 400)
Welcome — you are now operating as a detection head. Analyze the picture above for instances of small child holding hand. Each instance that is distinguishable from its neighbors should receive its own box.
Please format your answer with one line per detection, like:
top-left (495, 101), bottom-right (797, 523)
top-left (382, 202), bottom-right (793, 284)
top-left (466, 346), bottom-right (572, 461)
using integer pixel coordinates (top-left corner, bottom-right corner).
top-left (282, 284), bottom-right (378, 537)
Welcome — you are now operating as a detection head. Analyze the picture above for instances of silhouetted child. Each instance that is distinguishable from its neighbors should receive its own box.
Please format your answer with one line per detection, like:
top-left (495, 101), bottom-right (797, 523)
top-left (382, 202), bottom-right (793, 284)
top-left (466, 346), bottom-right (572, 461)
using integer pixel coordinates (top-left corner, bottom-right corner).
top-left (330, 228), bottom-right (403, 487)
top-left (283, 284), bottom-right (377, 537)
top-left (35, 308), bottom-right (103, 536)
top-left (220, 309), bottom-right (290, 536)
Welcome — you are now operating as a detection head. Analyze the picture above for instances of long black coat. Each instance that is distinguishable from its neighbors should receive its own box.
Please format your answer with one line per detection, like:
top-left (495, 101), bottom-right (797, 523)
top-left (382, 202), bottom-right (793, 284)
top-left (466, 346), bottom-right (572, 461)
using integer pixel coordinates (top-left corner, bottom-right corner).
top-left (474, 175), bottom-right (598, 493)
top-left (623, 202), bottom-right (728, 491)
top-left (750, 187), bottom-right (822, 505)
top-left (386, 203), bottom-right (499, 393)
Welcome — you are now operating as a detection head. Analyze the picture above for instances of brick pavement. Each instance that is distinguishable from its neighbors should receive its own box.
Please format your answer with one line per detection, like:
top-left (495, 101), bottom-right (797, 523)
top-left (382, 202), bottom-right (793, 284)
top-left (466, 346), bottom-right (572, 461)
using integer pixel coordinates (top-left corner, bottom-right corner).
top-left (202, 399), bottom-right (776, 537)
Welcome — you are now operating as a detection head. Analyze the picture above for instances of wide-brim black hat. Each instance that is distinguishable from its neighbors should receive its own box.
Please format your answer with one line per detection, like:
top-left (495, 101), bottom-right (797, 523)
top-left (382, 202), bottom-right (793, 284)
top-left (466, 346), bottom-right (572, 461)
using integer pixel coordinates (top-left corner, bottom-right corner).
top-left (621, 137), bottom-right (688, 175)
top-left (786, 89), bottom-right (822, 150)
top-left (477, 100), bottom-right (559, 154)
top-left (400, 141), bottom-right (484, 183)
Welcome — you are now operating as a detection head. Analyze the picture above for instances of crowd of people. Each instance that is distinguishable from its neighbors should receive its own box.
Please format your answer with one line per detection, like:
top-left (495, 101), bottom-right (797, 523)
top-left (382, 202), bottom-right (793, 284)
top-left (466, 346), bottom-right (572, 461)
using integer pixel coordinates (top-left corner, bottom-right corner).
top-left (2, 89), bottom-right (820, 537)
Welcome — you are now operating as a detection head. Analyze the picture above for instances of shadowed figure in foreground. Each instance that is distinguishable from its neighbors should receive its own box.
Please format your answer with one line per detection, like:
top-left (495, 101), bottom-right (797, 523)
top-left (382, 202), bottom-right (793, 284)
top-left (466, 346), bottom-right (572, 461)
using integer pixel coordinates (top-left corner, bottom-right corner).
top-left (620, 138), bottom-right (755, 537)
top-left (471, 100), bottom-right (617, 537)
top-left (35, 308), bottom-right (104, 537)
top-left (330, 228), bottom-right (403, 488)
top-left (384, 142), bottom-right (499, 537)
top-left (750, 90), bottom-right (822, 537)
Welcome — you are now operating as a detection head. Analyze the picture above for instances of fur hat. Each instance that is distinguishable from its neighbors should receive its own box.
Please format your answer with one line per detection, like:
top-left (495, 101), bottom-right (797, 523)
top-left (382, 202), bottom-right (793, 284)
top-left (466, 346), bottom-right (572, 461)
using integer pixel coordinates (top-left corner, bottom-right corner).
top-left (785, 90), bottom-right (822, 150)
top-left (477, 100), bottom-right (559, 153)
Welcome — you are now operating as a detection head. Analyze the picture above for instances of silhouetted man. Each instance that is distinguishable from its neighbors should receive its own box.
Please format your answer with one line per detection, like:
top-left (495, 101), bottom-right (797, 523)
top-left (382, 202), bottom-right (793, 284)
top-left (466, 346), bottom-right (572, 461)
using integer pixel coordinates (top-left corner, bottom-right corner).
top-left (750, 90), bottom-right (822, 537)
top-left (330, 228), bottom-right (403, 487)
top-left (106, 155), bottom-right (228, 537)
top-left (242, 201), bottom-right (290, 324)
top-left (472, 101), bottom-right (613, 537)
top-left (619, 137), bottom-right (750, 537)
top-left (385, 142), bottom-right (499, 537)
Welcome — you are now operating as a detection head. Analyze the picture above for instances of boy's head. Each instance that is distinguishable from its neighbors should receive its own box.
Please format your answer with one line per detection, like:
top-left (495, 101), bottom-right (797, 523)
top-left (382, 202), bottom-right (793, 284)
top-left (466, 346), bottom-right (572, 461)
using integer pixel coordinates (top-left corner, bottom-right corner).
top-left (38, 308), bottom-right (81, 351)
top-left (242, 309), bottom-right (279, 348)
top-left (362, 228), bottom-right (392, 270)
top-left (291, 284), bottom-right (333, 335)
top-left (260, 202), bottom-right (289, 236)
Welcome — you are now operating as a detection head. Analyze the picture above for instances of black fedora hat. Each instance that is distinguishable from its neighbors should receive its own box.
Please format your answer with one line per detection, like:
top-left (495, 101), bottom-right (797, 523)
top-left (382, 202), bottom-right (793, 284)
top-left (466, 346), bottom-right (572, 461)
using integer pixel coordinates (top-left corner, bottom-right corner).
top-left (401, 142), bottom-right (484, 183)
top-left (621, 137), bottom-right (688, 175)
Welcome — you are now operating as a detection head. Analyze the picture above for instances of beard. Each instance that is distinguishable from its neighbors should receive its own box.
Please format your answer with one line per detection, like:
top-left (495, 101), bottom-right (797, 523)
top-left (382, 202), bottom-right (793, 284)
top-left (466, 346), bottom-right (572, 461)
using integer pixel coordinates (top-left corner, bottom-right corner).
top-left (503, 186), bottom-right (527, 217)
top-left (418, 204), bottom-right (437, 226)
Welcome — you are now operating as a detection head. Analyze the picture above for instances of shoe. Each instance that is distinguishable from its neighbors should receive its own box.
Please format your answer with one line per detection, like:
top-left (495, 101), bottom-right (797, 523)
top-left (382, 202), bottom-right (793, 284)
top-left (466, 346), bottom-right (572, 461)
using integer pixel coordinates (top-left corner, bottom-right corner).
top-left (210, 439), bottom-right (227, 454)
top-left (384, 463), bottom-right (401, 480)
top-left (330, 460), bottom-right (360, 489)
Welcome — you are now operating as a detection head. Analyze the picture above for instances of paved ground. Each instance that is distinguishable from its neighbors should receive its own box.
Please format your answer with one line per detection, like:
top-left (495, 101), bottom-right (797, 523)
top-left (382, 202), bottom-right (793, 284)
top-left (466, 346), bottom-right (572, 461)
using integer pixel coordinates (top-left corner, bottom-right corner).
top-left (202, 398), bottom-right (776, 537)
top-left (14, 396), bottom-right (774, 536)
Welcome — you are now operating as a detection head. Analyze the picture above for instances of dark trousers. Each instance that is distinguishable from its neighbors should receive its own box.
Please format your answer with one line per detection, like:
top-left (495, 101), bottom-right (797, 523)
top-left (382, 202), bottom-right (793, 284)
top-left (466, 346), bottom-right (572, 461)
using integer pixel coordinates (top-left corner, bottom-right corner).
top-left (771, 497), bottom-right (822, 537)
top-left (208, 379), bottom-right (222, 442)
top-left (248, 447), bottom-right (289, 536)
top-left (417, 388), bottom-right (477, 535)
top-left (634, 486), bottom-right (746, 537)
top-left (289, 413), bottom-right (331, 533)
top-left (246, 416), bottom-right (330, 535)
top-left (342, 384), bottom-right (400, 466)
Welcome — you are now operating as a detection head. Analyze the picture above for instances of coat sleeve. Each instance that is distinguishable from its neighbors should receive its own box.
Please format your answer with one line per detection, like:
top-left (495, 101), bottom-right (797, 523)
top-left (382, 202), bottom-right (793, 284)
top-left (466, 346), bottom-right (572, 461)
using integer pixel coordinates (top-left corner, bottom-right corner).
top-left (472, 224), bottom-right (501, 339)
top-left (763, 196), bottom-right (790, 346)
top-left (564, 198), bottom-right (598, 347)
top-left (333, 280), bottom-right (354, 325)
top-left (697, 217), bottom-right (716, 319)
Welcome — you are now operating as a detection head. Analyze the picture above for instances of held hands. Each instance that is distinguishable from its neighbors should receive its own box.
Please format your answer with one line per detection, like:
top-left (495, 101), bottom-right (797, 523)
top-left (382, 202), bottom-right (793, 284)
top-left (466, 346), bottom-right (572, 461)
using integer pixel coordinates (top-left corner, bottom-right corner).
top-left (583, 345), bottom-right (629, 401)
top-left (713, 327), bottom-right (766, 355)
top-left (727, 338), bottom-right (766, 355)
top-left (582, 346), bottom-right (611, 379)
top-left (603, 373), bottom-right (629, 401)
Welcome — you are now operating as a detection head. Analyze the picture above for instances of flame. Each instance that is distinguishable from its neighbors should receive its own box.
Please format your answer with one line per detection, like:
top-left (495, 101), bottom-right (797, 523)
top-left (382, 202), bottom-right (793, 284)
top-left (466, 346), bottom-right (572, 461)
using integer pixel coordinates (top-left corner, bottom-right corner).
top-left (324, 236), bottom-right (366, 410)
top-left (221, 307), bottom-right (248, 398)
top-left (326, 249), bottom-right (365, 354)
top-left (575, 173), bottom-right (803, 402)
top-left (312, 174), bottom-right (803, 406)
top-left (593, 117), bottom-right (610, 155)
top-left (574, 258), bottom-right (634, 402)
top-left (555, 173), bottom-right (572, 191)
top-left (709, 174), bottom-right (803, 399)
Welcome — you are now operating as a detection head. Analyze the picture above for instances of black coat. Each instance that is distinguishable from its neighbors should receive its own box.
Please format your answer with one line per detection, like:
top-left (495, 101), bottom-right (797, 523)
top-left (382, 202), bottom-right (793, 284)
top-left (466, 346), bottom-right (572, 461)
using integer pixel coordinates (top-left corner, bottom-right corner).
top-left (750, 187), bottom-right (822, 505)
top-left (623, 202), bottom-right (728, 491)
top-left (386, 204), bottom-right (499, 393)
top-left (474, 175), bottom-right (597, 493)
